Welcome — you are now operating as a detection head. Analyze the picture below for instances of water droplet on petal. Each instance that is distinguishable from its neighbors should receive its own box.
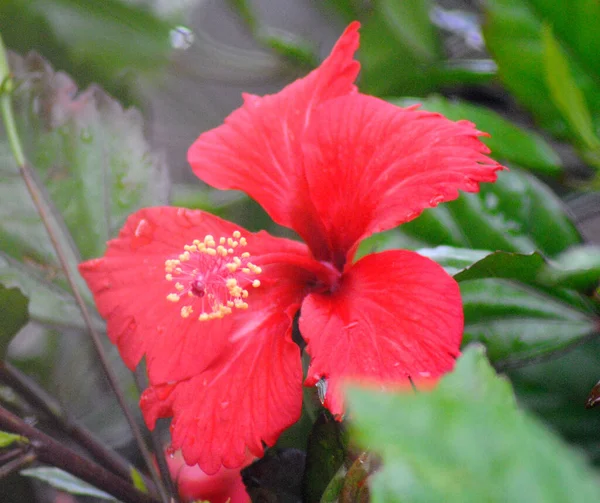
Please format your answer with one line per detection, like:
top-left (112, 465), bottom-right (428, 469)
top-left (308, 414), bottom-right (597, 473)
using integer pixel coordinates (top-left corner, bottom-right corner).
top-left (429, 195), bottom-right (445, 207)
top-left (166, 445), bottom-right (176, 458)
top-left (170, 26), bottom-right (194, 50)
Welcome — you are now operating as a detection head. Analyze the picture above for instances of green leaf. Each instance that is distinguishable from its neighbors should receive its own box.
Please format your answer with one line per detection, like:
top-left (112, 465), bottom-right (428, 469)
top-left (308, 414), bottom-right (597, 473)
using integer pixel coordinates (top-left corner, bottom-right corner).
top-left (392, 96), bottom-right (562, 175)
top-left (347, 346), bottom-right (600, 502)
top-left (21, 467), bottom-right (115, 500)
top-left (416, 247), bottom-right (542, 281)
top-left (507, 337), bottom-right (600, 466)
top-left (356, 0), bottom-right (443, 96)
top-left (460, 279), bottom-right (597, 364)
top-left (130, 466), bottom-right (147, 494)
top-left (0, 51), bottom-right (169, 329)
top-left (303, 412), bottom-right (348, 502)
top-left (8, 51), bottom-right (170, 260)
top-left (538, 245), bottom-right (600, 291)
top-left (0, 0), bottom-right (172, 103)
top-left (0, 253), bottom-right (102, 330)
top-left (419, 246), bottom-right (600, 294)
top-left (359, 169), bottom-right (581, 257)
top-left (0, 430), bottom-right (28, 448)
top-left (541, 23), bottom-right (600, 151)
top-left (0, 280), bottom-right (28, 354)
top-left (483, 0), bottom-right (600, 141)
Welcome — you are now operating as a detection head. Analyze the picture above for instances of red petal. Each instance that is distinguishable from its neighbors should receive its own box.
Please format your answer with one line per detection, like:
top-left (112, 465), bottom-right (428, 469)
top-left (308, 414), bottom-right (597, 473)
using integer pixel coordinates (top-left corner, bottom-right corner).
top-left (79, 206), bottom-right (313, 384)
top-left (141, 288), bottom-right (304, 475)
top-left (188, 22), bottom-right (360, 261)
top-left (166, 450), bottom-right (251, 503)
top-left (302, 94), bottom-right (505, 268)
top-left (299, 249), bottom-right (463, 417)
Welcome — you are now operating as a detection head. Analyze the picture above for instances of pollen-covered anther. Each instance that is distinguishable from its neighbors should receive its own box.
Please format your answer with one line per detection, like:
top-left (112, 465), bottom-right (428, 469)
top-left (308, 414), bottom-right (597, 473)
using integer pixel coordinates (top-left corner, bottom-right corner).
top-left (163, 229), bottom-right (261, 321)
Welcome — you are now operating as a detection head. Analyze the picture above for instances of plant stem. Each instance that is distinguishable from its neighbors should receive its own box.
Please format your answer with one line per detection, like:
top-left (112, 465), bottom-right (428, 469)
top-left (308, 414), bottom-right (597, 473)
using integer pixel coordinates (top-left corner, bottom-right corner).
top-left (0, 361), bottom-right (156, 491)
top-left (0, 406), bottom-right (159, 503)
top-left (0, 451), bottom-right (37, 479)
top-left (0, 35), bottom-right (168, 502)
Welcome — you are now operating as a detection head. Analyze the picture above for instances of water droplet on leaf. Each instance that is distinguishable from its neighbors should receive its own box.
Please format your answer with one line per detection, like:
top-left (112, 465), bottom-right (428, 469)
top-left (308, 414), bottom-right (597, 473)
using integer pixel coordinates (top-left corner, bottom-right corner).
top-left (170, 26), bottom-right (194, 50)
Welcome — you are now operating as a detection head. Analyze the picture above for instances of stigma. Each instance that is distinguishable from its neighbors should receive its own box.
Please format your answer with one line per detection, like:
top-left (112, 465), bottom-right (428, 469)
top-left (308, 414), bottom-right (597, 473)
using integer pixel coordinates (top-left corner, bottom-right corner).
top-left (164, 230), bottom-right (262, 321)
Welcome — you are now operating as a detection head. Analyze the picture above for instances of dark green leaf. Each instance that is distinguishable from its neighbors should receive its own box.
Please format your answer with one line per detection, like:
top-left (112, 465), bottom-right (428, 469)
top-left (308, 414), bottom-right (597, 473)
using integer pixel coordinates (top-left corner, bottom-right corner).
top-left (0, 253), bottom-right (102, 330)
top-left (507, 337), bottom-right (600, 466)
top-left (0, 280), bottom-right (28, 355)
top-left (416, 247), bottom-right (542, 281)
top-left (356, 0), bottom-right (443, 96)
top-left (303, 412), bottom-right (348, 502)
top-left (20, 467), bottom-right (115, 500)
top-left (359, 169), bottom-right (581, 257)
top-left (419, 246), bottom-right (600, 295)
top-left (538, 245), bottom-right (600, 291)
top-left (461, 279), bottom-right (597, 364)
top-left (347, 346), bottom-right (600, 502)
top-left (392, 96), bottom-right (562, 175)
top-left (241, 448), bottom-right (306, 502)
top-left (483, 0), bottom-right (600, 140)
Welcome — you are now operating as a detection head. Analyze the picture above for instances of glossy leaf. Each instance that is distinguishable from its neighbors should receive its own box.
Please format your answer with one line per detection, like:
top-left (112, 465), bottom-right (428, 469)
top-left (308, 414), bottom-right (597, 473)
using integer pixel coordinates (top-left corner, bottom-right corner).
top-left (460, 279), bottom-right (597, 364)
top-left (538, 245), bottom-right (600, 291)
top-left (483, 0), bottom-right (600, 139)
top-left (303, 412), bottom-right (347, 502)
top-left (419, 246), bottom-right (600, 293)
top-left (347, 346), bottom-right (600, 502)
top-left (508, 337), bottom-right (600, 465)
top-left (20, 467), bottom-right (115, 500)
top-left (359, 169), bottom-right (581, 257)
top-left (392, 96), bottom-right (562, 175)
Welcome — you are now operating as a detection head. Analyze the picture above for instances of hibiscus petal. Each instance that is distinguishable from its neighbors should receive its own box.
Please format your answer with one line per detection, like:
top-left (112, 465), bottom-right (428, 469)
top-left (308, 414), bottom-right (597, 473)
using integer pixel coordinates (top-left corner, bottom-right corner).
top-left (188, 22), bottom-right (360, 261)
top-left (299, 249), bottom-right (463, 417)
top-left (140, 288), bottom-right (303, 475)
top-left (79, 206), bottom-right (312, 384)
top-left (302, 94), bottom-right (505, 268)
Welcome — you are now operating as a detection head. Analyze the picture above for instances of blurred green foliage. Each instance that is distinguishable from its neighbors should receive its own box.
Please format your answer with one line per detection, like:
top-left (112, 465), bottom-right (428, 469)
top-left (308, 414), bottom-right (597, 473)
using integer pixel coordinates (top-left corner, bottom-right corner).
top-left (348, 346), bottom-right (600, 503)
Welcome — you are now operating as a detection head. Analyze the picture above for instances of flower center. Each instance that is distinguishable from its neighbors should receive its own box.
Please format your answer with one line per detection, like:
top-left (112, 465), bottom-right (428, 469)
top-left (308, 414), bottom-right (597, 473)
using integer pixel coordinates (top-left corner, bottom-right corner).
top-left (164, 230), bottom-right (261, 321)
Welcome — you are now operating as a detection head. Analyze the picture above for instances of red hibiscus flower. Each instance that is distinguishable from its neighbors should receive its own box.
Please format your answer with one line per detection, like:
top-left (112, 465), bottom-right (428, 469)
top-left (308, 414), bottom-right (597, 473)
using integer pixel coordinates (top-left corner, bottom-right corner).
top-left (79, 22), bottom-right (503, 475)
top-left (165, 449), bottom-right (251, 503)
